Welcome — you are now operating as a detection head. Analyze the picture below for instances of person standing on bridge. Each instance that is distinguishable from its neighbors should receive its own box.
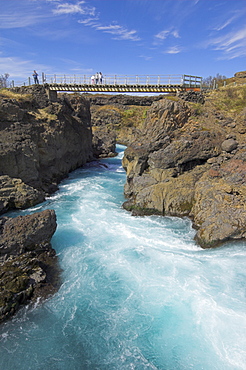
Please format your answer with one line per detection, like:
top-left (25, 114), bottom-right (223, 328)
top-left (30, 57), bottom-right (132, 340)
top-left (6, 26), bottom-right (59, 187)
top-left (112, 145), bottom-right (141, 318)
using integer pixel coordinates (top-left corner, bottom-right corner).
top-left (99, 72), bottom-right (103, 84)
top-left (91, 75), bottom-right (95, 84)
top-left (95, 72), bottom-right (99, 84)
top-left (33, 70), bottom-right (39, 84)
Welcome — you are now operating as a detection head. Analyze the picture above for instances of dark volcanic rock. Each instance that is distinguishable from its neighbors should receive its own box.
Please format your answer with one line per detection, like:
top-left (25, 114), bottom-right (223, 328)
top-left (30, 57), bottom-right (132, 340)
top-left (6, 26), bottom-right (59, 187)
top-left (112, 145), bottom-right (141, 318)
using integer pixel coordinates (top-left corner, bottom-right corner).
top-left (87, 93), bottom-right (166, 146)
top-left (0, 209), bottom-right (57, 262)
top-left (0, 175), bottom-right (45, 214)
top-left (177, 90), bottom-right (205, 104)
top-left (234, 71), bottom-right (246, 78)
top-left (92, 129), bottom-right (116, 158)
top-left (84, 93), bottom-right (163, 107)
top-left (221, 138), bottom-right (238, 152)
top-left (148, 131), bottom-right (220, 172)
top-left (122, 89), bottom-right (246, 248)
top-left (0, 209), bottom-right (60, 323)
top-left (0, 87), bottom-right (93, 194)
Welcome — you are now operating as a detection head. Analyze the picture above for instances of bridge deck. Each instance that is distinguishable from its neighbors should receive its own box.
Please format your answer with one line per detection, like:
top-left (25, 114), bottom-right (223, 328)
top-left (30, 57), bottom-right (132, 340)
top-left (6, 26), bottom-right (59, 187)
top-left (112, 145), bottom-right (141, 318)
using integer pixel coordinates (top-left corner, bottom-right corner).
top-left (46, 83), bottom-right (187, 93)
top-left (42, 74), bottom-right (202, 100)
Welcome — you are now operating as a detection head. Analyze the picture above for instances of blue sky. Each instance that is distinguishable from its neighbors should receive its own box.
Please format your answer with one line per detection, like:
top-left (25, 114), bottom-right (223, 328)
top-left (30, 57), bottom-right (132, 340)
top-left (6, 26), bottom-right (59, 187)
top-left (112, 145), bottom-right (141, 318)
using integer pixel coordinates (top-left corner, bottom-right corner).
top-left (0, 0), bottom-right (245, 84)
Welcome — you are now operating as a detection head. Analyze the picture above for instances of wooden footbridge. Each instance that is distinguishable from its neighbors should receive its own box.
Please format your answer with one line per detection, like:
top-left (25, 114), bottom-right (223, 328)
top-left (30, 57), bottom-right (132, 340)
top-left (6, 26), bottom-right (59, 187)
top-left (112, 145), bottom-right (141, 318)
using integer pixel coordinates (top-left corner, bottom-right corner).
top-left (39, 74), bottom-right (202, 101)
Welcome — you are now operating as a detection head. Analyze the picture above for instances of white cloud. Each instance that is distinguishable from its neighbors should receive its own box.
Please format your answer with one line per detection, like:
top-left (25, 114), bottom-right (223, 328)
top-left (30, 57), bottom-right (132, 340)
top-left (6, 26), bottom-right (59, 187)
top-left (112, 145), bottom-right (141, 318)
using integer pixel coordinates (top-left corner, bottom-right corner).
top-left (78, 20), bottom-right (140, 42)
top-left (52, 1), bottom-right (95, 16)
top-left (155, 30), bottom-right (170, 41)
top-left (172, 30), bottom-right (180, 39)
top-left (0, 55), bottom-right (93, 82)
top-left (154, 29), bottom-right (180, 44)
top-left (211, 6), bottom-right (246, 32)
top-left (0, 56), bottom-right (49, 81)
top-left (206, 26), bottom-right (246, 59)
top-left (139, 55), bottom-right (153, 61)
top-left (214, 17), bottom-right (235, 32)
top-left (0, 13), bottom-right (46, 29)
top-left (78, 17), bottom-right (99, 26)
top-left (164, 46), bottom-right (183, 54)
top-left (97, 24), bottom-right (140, 41)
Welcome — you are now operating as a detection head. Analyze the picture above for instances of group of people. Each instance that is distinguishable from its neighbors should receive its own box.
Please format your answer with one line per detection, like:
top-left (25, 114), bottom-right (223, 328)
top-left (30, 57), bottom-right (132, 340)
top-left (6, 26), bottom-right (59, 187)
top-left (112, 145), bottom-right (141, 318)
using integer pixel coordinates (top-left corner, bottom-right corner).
top-left (33, 70), bottom-right (104, 85)
top-left (91, 72), bottom-right (103, 85)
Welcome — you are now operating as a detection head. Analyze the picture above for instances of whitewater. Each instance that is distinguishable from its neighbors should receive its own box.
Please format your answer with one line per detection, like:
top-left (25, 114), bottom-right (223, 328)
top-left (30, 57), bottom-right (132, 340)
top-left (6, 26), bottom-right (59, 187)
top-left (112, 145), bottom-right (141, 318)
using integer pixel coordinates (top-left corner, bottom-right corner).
top-left (0, 145), bottom-right (245, 370)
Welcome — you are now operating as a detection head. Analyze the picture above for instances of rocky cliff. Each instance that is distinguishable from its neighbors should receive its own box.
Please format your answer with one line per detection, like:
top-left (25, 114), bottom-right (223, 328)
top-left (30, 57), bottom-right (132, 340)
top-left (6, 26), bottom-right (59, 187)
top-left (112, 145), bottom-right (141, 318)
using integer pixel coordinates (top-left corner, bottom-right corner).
top-left (0, 209), bottom-right (59, 323)
top-left (0, 86), bottom-right (95, 323)
top-left (0, 86), bottom-right (93, 198)
top-left (122, 84), bottom-right (246, 248)
top-left (87, 93), bottom-right (164, 147)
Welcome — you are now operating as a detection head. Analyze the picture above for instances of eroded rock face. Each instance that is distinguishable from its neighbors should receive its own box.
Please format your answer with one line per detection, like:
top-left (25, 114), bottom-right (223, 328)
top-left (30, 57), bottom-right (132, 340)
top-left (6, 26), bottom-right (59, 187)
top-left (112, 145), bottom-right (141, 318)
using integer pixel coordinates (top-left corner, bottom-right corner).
top-left (92, 128), bottom-right (116, 158)
top-left (0, 175), bottom-right (45, 214)
top-left (0, 86), bottom-right (93, 194)
top-left (234, 71), bottom-right (246, 78)
top-left (88, 93), bottom-right (163, 146)
top-left (122, 93), bottom-right (246, 248)
top-left (192, 157), bottom-right (246, 247)
top-left (0, 209), bottom-right (60, 323)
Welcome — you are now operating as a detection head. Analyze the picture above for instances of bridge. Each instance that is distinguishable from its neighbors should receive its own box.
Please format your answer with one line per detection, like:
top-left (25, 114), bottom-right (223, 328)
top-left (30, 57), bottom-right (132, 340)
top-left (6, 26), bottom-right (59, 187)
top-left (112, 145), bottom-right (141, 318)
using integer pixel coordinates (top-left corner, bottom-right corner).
top-left (41, 74), bottom-right (202, 101)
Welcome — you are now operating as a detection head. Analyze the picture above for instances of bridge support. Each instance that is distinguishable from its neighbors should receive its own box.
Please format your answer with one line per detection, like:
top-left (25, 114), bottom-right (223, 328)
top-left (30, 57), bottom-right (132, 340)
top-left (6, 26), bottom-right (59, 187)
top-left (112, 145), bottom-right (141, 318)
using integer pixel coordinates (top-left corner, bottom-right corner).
top-left (46, 89), bottom-right (58, 102)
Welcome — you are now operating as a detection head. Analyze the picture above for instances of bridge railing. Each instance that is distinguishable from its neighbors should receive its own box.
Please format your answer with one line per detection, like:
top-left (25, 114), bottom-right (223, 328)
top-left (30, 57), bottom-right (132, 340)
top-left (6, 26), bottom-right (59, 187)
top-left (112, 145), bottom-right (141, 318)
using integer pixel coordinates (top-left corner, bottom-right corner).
top-left (9, 74), bottom-right (203, 89)
top-left (183, 75), bottom-right (202, 89)
top-left (43, 74), bottom-right (186, 86)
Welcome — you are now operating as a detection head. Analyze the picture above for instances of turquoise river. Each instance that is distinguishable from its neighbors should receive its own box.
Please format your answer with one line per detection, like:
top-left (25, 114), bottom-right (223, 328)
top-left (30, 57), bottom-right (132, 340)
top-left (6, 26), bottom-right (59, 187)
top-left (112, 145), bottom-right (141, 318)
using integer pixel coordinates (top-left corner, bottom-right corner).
top-left (0, 145), bottom-right (246, 369)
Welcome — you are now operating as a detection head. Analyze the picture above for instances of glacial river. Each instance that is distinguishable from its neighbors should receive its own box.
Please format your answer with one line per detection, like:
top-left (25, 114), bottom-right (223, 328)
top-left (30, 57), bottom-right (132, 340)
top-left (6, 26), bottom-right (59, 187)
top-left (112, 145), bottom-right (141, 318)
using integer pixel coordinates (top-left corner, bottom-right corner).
top-left (0, 145), bottom-right (246, 370)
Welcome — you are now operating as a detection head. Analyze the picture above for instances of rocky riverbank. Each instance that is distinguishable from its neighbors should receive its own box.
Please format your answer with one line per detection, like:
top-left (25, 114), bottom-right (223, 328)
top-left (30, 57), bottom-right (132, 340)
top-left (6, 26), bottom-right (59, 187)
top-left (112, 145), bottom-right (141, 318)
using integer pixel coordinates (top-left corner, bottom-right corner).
top-left (82, 82), bottom-right (246, 248)
top-left (0, 209), bottom-right (59, 323)
top-left (0, 85), bottom-right (93, 196)
top-left (121, 82), bottom-right (246, 248)
top-left (0, 86), bottom-right (95, 323)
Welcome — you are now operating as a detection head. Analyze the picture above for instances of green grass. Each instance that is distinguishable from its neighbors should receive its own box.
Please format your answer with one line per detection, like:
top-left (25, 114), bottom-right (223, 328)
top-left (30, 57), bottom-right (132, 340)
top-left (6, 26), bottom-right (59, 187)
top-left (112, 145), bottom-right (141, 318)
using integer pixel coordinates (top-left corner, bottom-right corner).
top-left (0, 88), bottom-right (32, 101)
top-left (210, 85), bottom-right (246, 113)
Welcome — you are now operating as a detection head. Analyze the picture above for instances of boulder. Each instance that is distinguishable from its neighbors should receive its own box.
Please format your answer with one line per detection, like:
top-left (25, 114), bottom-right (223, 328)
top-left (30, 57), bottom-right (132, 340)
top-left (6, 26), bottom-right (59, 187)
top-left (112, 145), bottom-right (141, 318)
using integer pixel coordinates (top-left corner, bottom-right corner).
top-left (92, 129), bottom-right (116, 158)
top-left (221, 138), bottom-right (238, 152)
top-left (234, 71), bottom-right (246, 78)
top-left (0, 209), bottom-right (60, 323)
top-left (0, 175), bottom-right (45, 214)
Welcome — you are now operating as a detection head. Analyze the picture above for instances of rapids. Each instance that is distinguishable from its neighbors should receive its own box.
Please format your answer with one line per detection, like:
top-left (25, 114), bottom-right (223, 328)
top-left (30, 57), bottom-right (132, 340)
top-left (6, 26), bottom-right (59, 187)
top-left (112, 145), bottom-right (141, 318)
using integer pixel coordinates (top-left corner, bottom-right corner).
top-left (0, 145), bottom-right (245, 369)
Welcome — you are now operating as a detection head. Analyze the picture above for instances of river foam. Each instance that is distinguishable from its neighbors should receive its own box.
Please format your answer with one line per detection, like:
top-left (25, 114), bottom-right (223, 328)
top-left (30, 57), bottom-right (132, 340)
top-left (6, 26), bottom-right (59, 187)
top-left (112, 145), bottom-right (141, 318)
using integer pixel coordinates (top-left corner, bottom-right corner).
top-left (1, 145), bottom-right (246, 369)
